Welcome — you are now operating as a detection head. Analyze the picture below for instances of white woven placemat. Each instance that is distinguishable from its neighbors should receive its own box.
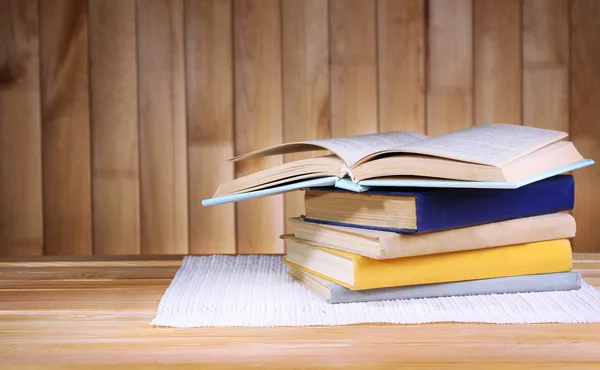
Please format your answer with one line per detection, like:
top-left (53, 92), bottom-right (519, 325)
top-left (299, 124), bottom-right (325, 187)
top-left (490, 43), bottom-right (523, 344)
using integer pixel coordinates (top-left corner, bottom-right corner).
top-left (150, 255), bottom-right (600, 328)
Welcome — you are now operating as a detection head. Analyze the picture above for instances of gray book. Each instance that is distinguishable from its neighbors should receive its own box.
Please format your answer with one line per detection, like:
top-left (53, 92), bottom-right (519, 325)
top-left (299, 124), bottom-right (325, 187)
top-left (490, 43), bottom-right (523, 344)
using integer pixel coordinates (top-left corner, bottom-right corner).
top-left (287, 265), bottom-right (582, 304)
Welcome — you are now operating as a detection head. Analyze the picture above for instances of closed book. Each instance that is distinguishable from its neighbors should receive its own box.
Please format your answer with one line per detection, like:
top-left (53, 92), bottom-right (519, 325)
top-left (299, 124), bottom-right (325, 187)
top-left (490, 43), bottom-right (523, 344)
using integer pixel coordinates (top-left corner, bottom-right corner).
top-left (289, 212), bottom-right (576, 259)
top-left (301, 174), bottom-right (575, 234)
top-left (283, 238), bottom-right (573, 290)
top-left (286, 265), bottom-right (582, 304)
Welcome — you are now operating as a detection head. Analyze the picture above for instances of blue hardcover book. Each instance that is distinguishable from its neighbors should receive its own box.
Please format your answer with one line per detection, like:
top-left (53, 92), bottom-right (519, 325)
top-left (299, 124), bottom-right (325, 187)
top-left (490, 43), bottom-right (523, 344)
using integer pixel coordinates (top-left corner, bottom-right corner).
top-left (202, 124), bottom-right (594, 207)
top-left (300, 174), bottom-right (575, 234)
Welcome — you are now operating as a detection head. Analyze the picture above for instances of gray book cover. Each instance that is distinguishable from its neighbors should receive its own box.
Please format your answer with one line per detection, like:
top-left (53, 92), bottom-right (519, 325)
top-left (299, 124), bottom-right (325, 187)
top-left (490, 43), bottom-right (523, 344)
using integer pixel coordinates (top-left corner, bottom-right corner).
top-left (321, 271), bottom-right (582, 304)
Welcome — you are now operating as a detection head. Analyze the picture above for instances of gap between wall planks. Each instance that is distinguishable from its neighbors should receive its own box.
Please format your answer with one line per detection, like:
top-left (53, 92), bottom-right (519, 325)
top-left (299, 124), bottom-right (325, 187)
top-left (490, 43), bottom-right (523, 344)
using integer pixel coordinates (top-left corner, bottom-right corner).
top-left (0, 0), bottom-right (599, 256)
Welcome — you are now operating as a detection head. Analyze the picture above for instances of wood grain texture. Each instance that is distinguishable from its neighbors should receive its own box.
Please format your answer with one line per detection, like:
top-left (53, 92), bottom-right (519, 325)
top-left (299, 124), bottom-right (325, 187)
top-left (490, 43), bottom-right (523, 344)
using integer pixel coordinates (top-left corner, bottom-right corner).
top-left (185, 0), bottom-right (236, 254)
top-left (377, 0), bottom-right (425, 133)
top-left (474, 0), bottom-right (521, 125)
top-left (330, 0), bottom-right (378, 137)
top-left (282, 0), bottom-right (330, 232)
top-left (137, 0), bottom-right (189, 255)
top-left (571, 0), bottom-right (600, 253)
top-left (2, 0), bottom-right (600, 257)
top-left (523, 0), bottom-right (569, 131)
top-left (0, 254), bottom-right (599, 367)
top-left (0, 0), bottom-right (43, 256)
top-left (89, 0), bottom-right (140, 255)
top-left (427, 0), bottom-right (473, 135)
top-left (234, 0), bottom-right (284, 253)
top-left (39, 0), bottom-right (92, 255)
top-left (1, 365), bottom-right (598, 370)
top-left (186, 0), bottom-right (235, 254)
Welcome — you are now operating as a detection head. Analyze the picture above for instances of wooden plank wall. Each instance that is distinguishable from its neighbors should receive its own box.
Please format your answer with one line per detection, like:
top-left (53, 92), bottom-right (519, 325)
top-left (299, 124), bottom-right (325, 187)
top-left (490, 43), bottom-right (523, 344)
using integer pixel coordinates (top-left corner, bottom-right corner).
top-left (0, 0), bottom-right (598, 256)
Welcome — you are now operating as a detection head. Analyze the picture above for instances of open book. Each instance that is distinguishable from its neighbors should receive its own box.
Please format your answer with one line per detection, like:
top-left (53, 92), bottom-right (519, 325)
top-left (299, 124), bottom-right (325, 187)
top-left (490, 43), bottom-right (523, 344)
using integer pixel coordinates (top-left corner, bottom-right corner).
top-left (203, 124), bottom-right (594, 206)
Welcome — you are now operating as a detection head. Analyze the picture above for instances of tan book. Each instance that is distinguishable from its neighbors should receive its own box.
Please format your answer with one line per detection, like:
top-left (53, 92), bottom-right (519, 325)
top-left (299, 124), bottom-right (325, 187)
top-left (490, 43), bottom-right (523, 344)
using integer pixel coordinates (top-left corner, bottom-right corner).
top-left (210, 124), bottom-right (588, 198)
top-left (288, 213), bottom-right (576, 259)
top-left (283, 238), bottom-right (573, 290)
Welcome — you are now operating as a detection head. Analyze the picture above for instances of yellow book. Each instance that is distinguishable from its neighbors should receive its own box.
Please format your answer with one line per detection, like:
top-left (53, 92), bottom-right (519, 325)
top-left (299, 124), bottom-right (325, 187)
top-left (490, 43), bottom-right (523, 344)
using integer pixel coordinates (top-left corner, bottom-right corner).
top-left (283, 237), bottom-right (573, 290)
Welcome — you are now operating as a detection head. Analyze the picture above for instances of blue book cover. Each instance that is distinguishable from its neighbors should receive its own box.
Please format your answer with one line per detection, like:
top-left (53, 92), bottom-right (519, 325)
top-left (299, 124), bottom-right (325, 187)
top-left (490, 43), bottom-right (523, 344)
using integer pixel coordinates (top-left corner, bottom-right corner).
top-left (300, 174), bottom-right (576, 234)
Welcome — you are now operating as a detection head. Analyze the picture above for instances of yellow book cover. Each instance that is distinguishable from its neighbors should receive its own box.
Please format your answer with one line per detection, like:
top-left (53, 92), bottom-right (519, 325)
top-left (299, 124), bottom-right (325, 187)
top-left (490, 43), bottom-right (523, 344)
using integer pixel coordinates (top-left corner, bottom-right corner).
top-left (283, 238), bottom-right (573, 290)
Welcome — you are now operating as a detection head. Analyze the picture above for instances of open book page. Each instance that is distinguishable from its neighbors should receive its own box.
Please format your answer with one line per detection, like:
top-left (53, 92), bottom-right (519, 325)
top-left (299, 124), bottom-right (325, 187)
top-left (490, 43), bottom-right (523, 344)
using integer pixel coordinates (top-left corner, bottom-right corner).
top-left (387, 124), bottom-right (568, 167)
top-left (305, 132), bottom-right (427, 167)
top-left (230, 131), bottom-right (428, 167)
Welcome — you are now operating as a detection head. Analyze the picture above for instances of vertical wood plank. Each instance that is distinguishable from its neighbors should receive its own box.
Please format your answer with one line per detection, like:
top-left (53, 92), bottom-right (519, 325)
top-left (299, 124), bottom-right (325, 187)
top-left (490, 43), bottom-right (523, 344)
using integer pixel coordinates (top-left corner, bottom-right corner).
top-left (377, 0), bottom-right (425, 133)
top-left (474, 0), bottom-right (521, 125)
top-left (137, 0), bottom-right (189, 255)
top-left (234, 0), bottom-right (284, 254)
top-left (330, 0), bottom-right (378, 137)
top-left (186, 0), bottom-right (235, 254)
top-left (0, 0), bottom-right (43, 256)
top-left (427, 0), bottom-right (473, 135)
top-left (523, 0), bottom-right (569, 131)
top-left (282, 0), bottom-right (330, 232)
top-left (39, 0), bottom-right (93, 255)
top-left (571, 0), bottom-right (600, 253)
top-left (89, 0), bottom-right (140, 255)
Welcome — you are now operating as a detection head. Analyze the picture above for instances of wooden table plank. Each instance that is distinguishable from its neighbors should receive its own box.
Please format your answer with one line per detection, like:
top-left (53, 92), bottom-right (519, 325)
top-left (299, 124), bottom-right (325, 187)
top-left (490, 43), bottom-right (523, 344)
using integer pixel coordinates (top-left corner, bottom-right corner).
top-left (0, 254), bottom-right (599, 367)
top-left (2, 317), bottom-right (600, 365)
top-left (1, 365), bottom-right (597, 370)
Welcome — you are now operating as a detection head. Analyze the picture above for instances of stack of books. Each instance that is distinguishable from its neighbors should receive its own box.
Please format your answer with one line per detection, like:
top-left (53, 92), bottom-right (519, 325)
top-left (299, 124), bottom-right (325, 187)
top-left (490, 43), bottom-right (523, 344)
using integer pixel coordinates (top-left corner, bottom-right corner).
top-left (282, 178), bottom-right (580, 304)
top-left (203, 124), bottom-right (594, 304)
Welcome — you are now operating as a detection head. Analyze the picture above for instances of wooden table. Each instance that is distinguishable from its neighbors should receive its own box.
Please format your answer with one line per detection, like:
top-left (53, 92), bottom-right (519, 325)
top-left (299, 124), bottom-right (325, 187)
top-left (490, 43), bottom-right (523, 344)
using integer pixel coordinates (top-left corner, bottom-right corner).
top-left (0, 254), bottom-right (599, 369)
